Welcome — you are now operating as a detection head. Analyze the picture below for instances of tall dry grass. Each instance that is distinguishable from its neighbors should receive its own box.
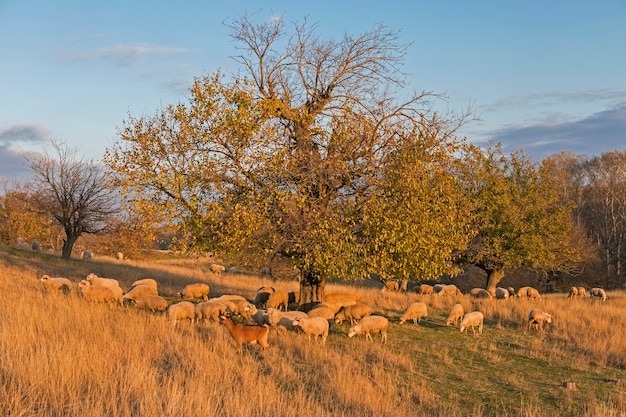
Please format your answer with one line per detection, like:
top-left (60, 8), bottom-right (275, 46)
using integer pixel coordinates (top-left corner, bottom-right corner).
top-left (1, 248), bottom-right (626, 416)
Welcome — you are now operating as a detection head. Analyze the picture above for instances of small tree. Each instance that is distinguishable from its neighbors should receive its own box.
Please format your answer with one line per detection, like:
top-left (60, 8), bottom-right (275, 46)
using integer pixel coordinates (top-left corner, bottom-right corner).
top-left (23, 141), bottom-right (118, 260)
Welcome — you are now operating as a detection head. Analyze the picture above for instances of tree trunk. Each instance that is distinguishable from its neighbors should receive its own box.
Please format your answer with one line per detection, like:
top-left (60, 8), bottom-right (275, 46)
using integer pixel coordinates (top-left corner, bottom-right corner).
top-left (61, 234), bottom-right (78, 260)
top-left (486, 269), bottom-right (505, 290)
top-left (298, 270), bottom-right (325, 304)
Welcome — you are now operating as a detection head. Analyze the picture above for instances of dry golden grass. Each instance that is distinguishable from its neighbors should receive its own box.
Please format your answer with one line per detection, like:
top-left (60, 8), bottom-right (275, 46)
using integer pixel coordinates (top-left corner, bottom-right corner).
top-left (1, 247), bottom-right (626, 416)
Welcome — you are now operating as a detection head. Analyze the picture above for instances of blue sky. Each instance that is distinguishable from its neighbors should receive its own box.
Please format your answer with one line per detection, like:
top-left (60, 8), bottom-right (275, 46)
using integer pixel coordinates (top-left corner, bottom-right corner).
top-left (1, 0), bottom-right (625, 178)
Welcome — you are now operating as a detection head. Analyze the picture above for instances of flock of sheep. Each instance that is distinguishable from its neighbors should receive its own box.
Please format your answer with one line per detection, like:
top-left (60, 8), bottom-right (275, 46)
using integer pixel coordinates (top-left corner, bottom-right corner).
top-left (38, 269), bottom-right (610, 354)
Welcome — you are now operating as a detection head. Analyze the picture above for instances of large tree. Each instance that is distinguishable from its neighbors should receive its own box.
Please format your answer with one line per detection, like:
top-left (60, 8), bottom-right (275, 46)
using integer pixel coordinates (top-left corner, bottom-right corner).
top-left (24, 141), bottom-right (118, 260)
top-left (105, 16), bottom-right (470, 302)
top-left (459, 144), bottom-right (582, 289)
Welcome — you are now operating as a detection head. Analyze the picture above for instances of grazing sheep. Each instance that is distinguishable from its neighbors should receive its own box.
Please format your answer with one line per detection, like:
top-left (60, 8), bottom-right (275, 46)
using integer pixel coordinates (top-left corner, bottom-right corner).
top-left (507, 287), bottom-right (516, 297)
top-left (219, 315), bottom-right (270, 354)
top-left (292, 316), bottom-right (329, 343)
top-left (446, 303), bottom-right (465, 326)
top-left (133, 295), bottom-right (168, 312)
top-left (266, 308), bottom-right (308, 330)
top-left (516, 286), bottom-right (531, 298)
top-left (20, 242), bottom-right (30, 250)
top-left (334, 304), bottom-right (372, 325)
top-left (460, 311), bottom-right (484, 335)
top-left (130, 278), bottom-right (158, 290)
top-left (81, 250), bottom-right (93, 261)
top-left (528, 308), bottom-right (552, 332)
top-left (348, 316), bottom-right (389, 343)
top-left (31, 241), bottom-right (41, 252)
top-left (16, 237), bottom-right (25, 248)
top-left (266, 290), bottom-right (289, 311)
top-left (40, 274), bottom-right (72, 294)
top-left (399, 302), bottom-right (428, 325)
top-left (114, 252), bottom-right (124, 260)
top-left (209, 264), bottom-right (226, 274)
top-left (167, 301), bottom-right (196, 326)
top-left (495, 287), bottom-right (510, 300)
top-left (324, 292), bottom-right (362, 304)
top-left (577, 287), bottom-right (587, 298)
top-left (211, 294), bottom-right (248, 303)
top-left (438, 284), bottom-right (462, 297)
top-left (245, 304), bottom-right (270, 325)
top-left (590, 287), bottom-right (607, 301)
top-left (195, 302), bottom-right (229, 323)
top-left (254, 286), bottom-right (274, 307)
top-left (381, 279), bottom-right (399, 292)
top-left (123, 284), bottom-right (158, 301)
top-left (307, 306), bottom-right (336, 320)
top-left (568, 286), bottom-right (578, 298)
top-left (177, 283), bottom-right (210, 301)
top-left (85, 273), bottom-right (120, 290)
top-left (526, 287), bottom-right (541, 300)
top-left (432, 284), bottom-right (444, 295)
top-left (78, 280), bottom-right (123, 304)
top-left (468, 288), bottom-right (491, 299)
top-left (414, 284), bottom-right (433, 295)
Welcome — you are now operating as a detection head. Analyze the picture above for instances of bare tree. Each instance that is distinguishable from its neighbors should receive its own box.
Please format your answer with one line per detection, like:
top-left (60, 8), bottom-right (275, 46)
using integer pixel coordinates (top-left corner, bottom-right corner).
top-left (23, 141), bottom-right (118, 260)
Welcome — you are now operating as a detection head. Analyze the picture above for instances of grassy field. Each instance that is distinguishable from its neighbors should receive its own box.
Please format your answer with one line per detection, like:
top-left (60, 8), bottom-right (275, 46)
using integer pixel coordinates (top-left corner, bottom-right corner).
top-left (1, 246), bottom-right (625, 417)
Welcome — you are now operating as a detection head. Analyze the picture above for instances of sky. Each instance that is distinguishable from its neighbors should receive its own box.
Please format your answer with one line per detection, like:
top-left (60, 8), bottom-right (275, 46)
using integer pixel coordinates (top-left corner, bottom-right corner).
top-left (1, 0), bottom-right (625, 178)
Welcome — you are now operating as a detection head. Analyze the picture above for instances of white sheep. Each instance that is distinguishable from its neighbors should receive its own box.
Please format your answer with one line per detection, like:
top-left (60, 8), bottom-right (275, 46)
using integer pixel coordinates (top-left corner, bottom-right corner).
top-left (307, 306), bottom-right (336, 320)
top-left (130, 278), bottom-right (158, 290)
top-left (16, 237), bottom-right (25, 248)
top-left (528, 308), bottom-right (552, 332)
top-left (123, 284), bottom-right (158, 301)
top-left (245, 304), bottom-right (270, 325)
top-left (381, 279), bottom-right (399, 292)
top-left (266, 290), bottom-right (289, 311)
top-left (177, 283), bottom-right (210, 301)
top-left (590, 287), bottom-right (607, 301)
top-left (438, 284), bottom-right (462, 297)
top-left (81, 250), bottom-right (93, 261)
top-left (167, 301), bottom-right (196, 326)
top-left (133, 295), bottom-right (168, 312)
top-left (568, 286), bottom-right (578, 298)
top-left (266, 308), bottom-right (308, 330)
top-left (195, 302), bottom-right (230, 323)
top-left (78, 280), bottom-right (123, 305)
top-left (334, 304), bottom-right (372, 325)
top-left (460, 311), bottom-right (484, 335)
top-left (85, 273), bottom-right (120, 289)
top-left (414, 284), bottom-right (433, 295)
top-left (577, 287), bottom-right (587, 298)
top-left (399, 302), bottom-right (428, 325)
top-left (468, 288), bottom-right (491, 299)
top-left (209, 264), bottom-right (226, 274)
top-left (292, 316), bottom-right (329, 343)
top-left (347, 315), bottom-right (389, 343)
top-left (446, 303), bottom-right (465, 326)
top-left (114, 252), bottom-right (124, 261)
top-left (40, 274), bottom-right (72, 294)
top-left (20, 242), bottom-right (30, 250)
top-left (495, 287), bottom-right (510, 300)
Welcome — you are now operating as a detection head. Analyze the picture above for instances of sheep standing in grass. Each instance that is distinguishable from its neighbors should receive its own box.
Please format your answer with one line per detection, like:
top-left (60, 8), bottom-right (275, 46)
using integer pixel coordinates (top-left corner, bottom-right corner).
top-left (81, 250), bottom-right (92, 261)
top-left (292, 316), bottom-right (329, 343)
top-left (414, 284), bottom-right (433, 295)
top-left (266, 290), bottom-right (289, 311)
top-left (177, 283), bottom-right (210, 301)
top-left (85, 273), bottom-right (120, 290)
top-left (78, 280), bottom-right (123, 305)
top-left (495, 287), bottom-right (509, 300)
top-left (209, 264), bottom-right (226, 274)
top-left (528, 308), bottom-right (552, 332)
top-left (307, 306), bottom-right (336, 320)
top-left (266, 308), bottom-right (308, 330)
top-left (381, 279), bottom-right (399, 292)
top-left (114, 252), bottom-right (124, 261)
top-left (446, 303), bottom-right (465, 326)
top-left (334, 304), bottom-right (372, 325)
top-left (590, 287), bottom-right (607, 301)
top-left (347, 315), bottom-right (389, 343)
top-left (460, 311), bottom-right (484, 336)
top-left (123, 284), bottom-right (158, 301)
top-left (40, 274), bottom-right (73, 294)
top-left (133, 295), bottom-right (168, 312)
top-left (195, 302), bottom-right (229, 323)
top-left (568, 287), bottom-right (578, 298)
top-left (438, 284), bottom-right (462, 297)
top-left (167, 301), bottom-right (196, 326)
top-left (130, 278), bottom-right (158, 290)
top-left (245, 304), bottom-right (269, 325)
top-left (468, 288), bottom-right (491, 299)
top-left (399, 302), bottom-right (428, 325)
top-left (577, 287), bottom-right (587, 298)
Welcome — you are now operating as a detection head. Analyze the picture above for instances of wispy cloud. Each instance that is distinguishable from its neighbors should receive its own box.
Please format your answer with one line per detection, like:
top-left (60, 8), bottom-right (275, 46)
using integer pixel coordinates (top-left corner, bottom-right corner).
top-left (492, 104), bottom-right (626, 159)
top-left (59, 43), bottom-right (188, 67)
top-left (0, 124), bottom-right (51, 178)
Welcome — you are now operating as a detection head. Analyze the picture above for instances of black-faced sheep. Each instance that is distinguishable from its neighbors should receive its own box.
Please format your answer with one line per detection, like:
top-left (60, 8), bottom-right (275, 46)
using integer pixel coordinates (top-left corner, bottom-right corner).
top-left (460, 311), bottom-right (484, 336)
top-left (167, 301), bottom-right (196, 326)
top-left (590, 287), bottom-right (607, 301)
top-left (177, 283), bottom-right (210, 301)
top-left (528, 308), bottom-right (552, 332)
top-left (219, 315), bottom-right (270, 354)
top-left (399, 302), bottom-right (428, 325)
top-left (40, 274), bottom-right (72, 294)
top-left (292, 316), bottom-right (329, 343)
top-left (446, 303), bottom-right (464, 326)
top-left (133, 295), bottom-right (168, 312)
top-left (334, 304), bottom-right (372, 325)
top-left (347, 315), bottom-right (389, 343)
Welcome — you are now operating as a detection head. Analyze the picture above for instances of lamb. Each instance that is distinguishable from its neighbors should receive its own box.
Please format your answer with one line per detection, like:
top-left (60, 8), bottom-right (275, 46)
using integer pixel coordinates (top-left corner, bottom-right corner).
top-left (195, 302), bottom-right (229, 323)
top-left (348, 315), bottom-right (389, 343)
top-left (123, 284), bottom-right (158, 301)
top-left (219, 315), bottom-right (270, 354)
top-left (167, 301), bottom-right (196, 326)
top-left (133, 295), bottom-right (169, 312)
top-left (495, 287), bottom-right (510, 300)
top-left (446, 303), bottom-right (465, 326)
top-left (307, 306), bottom-right (336, 320)
top-left (528, 308), bottom-right (552, 332)
top-left (85, 273), bottom-right (120, 290)
top-left (334, 303), bottom-right (372, 325)
top-left (266, 308), bottom-right (308, 330)
top-left (177, 283), bottom-right (210, 301)
top-left (130, 278), bottom-right (158, 290)
top-left (266, 290), bottom-right (289, 311)
top-left (292, 316), bottom-right (329, 343)
top-left (78, 280), bottom-right (123, 305)
top-left (568, 286), bottom-right (578, 298)
top-left (399, 302), bottom-right (428, 325)
top-left (460, 311), bottom-right (484, 335)
top-left (590, 287), bottom-right (607, 301)
top-left (414, 284), bottom-right (433, 295)
top-left (40, 274), bottom-right (72, 294)
top-left (209, 264), bottom-right (226, 274)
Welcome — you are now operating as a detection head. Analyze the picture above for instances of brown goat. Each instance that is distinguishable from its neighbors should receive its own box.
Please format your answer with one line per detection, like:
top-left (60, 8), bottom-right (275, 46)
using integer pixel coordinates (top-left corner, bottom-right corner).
top-left (219, 315), bottom-right (270, 354)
